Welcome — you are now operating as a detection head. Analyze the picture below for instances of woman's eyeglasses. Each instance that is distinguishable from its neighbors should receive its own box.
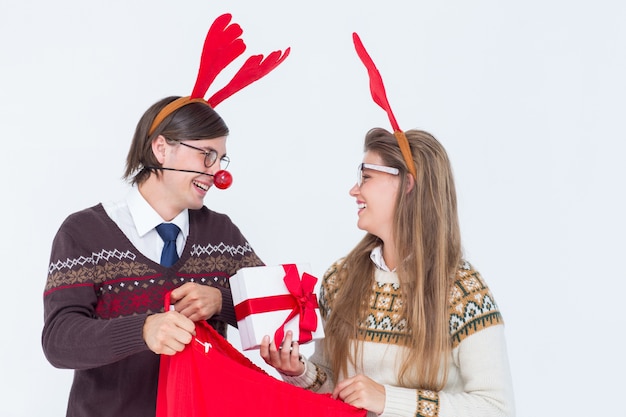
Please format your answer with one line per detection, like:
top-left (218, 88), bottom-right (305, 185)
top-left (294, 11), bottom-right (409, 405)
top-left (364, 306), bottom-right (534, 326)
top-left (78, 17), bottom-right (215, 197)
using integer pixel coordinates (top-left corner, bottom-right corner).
top-left (357, 163), bottom-right (399, 186)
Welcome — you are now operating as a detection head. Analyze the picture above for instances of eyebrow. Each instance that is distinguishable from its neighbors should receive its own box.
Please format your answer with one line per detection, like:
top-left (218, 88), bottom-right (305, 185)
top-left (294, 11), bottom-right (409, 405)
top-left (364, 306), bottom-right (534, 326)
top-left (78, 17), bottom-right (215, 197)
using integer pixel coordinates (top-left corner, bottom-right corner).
top-left (199, 144), bottom-right (227, 158)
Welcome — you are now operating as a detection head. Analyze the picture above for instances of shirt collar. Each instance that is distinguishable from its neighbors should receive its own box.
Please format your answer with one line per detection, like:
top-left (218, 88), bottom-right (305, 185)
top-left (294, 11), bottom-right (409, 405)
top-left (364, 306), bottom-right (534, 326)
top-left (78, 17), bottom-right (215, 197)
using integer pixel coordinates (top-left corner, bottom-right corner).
top-left (127, 187), bottom-right (189, 239)
top-left (370, 245), bottom-right (394, 272)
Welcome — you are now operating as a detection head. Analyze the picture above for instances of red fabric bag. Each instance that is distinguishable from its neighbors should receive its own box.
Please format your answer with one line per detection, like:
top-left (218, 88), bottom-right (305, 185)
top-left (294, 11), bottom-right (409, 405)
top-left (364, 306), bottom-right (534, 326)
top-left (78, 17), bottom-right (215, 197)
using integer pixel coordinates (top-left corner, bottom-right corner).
top-left (156, 294), bottom-right (366, 417)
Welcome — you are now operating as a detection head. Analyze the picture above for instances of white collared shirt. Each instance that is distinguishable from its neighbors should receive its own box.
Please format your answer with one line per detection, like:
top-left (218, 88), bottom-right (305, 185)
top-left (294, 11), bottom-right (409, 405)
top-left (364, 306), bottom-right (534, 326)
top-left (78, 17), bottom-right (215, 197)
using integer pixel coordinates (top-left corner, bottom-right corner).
top-left (370, 245), bottom-right (395, 272)
top-left (102, 187), bottom-right (189, 264)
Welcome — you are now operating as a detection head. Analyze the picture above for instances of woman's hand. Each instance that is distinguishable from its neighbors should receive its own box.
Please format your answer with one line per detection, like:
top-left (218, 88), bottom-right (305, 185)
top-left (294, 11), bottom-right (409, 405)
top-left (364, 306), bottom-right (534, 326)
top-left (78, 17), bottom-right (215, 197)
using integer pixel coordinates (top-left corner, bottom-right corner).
top-left (332, 374), bottom-right (386, 415)
top-left (259, 330), bottom-right (305, 376)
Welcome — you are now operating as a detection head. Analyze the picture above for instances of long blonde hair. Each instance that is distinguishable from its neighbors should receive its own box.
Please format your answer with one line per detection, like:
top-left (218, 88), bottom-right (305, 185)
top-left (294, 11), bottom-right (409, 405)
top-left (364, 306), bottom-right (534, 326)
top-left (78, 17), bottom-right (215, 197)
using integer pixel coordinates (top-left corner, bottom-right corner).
top-left (324, 127), bottom-right (462, 390)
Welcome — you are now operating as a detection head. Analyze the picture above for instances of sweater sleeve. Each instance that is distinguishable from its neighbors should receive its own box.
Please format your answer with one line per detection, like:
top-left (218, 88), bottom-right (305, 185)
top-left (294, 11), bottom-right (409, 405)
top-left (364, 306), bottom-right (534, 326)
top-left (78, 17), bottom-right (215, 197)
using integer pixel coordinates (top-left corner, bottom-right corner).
top-left (41, 213), bottom-right (152, 370)
top-left (380, 324), bottom-right (515, 417)
top-left (279, 338), bottom-right (336, 393)
top-left (441, 324), bottom-right (515, 416)
top-left (42, 287), bottom-right (150, 370)
top-left (212, 286), bottom-right (237, 326)
top-left (381, 263), bottom-right (516, 417)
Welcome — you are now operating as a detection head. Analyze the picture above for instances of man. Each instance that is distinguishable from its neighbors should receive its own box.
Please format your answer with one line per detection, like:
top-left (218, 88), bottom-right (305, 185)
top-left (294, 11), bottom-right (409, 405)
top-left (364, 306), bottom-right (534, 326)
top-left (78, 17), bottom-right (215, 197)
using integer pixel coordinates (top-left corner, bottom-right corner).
top-left (42, 13), bottom-right (289, 417)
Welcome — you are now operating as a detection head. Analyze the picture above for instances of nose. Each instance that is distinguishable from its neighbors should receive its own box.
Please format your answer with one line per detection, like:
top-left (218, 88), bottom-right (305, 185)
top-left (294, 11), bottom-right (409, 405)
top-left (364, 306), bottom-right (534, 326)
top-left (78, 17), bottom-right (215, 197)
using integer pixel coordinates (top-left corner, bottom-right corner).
top-left (349, 183), bottom-right (359, 197)
top-left (206, 163), bottom-right (221, 176)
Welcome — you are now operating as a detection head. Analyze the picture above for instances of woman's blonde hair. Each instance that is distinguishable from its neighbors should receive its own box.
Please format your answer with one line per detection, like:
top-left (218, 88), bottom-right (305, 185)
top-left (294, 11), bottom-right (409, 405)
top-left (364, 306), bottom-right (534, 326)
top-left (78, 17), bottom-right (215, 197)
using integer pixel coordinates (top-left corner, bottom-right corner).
top-left (324, 127), bottom-right (461, 390)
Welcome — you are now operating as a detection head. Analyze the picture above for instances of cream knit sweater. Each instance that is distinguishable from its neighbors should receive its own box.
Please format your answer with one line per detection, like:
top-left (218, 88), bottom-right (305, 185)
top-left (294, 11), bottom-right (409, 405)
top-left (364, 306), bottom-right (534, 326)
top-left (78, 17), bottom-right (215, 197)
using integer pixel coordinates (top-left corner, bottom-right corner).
top-left (282, 260), bottom-right (515, 417)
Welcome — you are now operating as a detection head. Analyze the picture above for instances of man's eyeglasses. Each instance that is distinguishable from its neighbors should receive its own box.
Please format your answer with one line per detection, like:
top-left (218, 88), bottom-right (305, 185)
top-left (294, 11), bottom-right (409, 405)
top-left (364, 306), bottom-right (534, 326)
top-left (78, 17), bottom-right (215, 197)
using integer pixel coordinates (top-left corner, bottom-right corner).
top-left (357, 163), bottom-right (400, 187)
top-left (171, 139), bottom-right (230, 170)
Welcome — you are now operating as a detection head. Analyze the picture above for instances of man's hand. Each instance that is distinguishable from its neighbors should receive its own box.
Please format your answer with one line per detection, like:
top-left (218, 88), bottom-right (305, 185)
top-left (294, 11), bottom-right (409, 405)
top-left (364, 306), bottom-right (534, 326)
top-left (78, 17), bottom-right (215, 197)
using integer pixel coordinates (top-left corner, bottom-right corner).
top-left (143, 310), bottom-right (195, 355)
top-left (170, 282), bottom-right (222, 322)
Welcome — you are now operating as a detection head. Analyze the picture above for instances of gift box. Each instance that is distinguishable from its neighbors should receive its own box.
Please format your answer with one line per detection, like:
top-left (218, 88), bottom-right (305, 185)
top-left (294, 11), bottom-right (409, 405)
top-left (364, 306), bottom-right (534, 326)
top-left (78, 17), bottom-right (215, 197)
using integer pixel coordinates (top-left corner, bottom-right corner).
top-left (230, 263), bottom-right (325, 351)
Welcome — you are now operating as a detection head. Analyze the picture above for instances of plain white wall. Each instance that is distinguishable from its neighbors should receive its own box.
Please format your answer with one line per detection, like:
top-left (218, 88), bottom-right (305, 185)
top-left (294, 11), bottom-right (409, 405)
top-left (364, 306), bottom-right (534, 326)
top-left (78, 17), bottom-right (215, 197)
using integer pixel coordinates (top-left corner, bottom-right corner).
top-left (2, 1), bottom-right (625, 416)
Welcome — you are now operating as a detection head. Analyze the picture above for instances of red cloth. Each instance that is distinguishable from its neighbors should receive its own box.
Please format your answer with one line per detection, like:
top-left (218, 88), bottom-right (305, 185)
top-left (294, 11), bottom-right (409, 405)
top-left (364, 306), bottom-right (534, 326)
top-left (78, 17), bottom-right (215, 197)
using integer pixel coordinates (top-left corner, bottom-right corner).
top-left (156, 299), bottom-right (366, 417)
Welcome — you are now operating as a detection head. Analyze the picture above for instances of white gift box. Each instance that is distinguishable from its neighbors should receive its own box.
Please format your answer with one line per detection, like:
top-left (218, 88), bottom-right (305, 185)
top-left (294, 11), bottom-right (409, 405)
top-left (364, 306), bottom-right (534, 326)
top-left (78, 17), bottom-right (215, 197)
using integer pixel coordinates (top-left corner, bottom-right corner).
top-left (230, 263), bottom-right (325, 351)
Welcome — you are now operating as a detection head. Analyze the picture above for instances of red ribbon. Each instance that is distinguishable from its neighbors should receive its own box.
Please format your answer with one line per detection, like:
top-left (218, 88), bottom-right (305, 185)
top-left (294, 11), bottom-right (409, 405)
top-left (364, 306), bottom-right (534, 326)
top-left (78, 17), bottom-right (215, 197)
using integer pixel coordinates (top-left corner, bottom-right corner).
top-left (234, 264), bottom-right (319, 345)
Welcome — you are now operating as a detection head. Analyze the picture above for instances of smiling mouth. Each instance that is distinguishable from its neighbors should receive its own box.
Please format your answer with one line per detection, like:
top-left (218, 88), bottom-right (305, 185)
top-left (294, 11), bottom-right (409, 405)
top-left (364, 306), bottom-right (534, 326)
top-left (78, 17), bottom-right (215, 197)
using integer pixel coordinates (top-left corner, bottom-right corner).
top-left (193, 180), bottom-right (209, 191)
top-left (357, 203), bottom-right (367, 209)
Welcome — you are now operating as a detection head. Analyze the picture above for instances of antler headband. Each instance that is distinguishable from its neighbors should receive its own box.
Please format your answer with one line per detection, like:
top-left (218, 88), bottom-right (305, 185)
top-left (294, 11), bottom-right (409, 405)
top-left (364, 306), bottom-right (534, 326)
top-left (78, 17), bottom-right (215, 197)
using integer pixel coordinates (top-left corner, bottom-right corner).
top-left (352, 32), bottom-right (417, 179)
top-left (149, 13), bottom-right (290, 135)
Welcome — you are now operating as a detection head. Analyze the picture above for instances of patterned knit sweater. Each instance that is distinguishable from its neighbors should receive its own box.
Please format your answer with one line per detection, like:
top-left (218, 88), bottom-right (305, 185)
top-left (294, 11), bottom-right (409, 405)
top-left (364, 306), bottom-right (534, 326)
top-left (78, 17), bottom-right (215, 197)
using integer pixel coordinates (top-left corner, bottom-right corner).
top-left (42, 204), bottom-right (264, 417)
top-left (283, 259), bottom-right (515, 417)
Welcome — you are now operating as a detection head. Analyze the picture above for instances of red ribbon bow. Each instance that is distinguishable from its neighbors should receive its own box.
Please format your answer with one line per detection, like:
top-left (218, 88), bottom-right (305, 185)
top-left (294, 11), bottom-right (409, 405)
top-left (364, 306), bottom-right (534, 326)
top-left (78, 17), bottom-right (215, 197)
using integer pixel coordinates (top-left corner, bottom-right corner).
top-left (233, 264), bottom-right (320, 345)
top-left (273, 264), bottom-right (319, 345)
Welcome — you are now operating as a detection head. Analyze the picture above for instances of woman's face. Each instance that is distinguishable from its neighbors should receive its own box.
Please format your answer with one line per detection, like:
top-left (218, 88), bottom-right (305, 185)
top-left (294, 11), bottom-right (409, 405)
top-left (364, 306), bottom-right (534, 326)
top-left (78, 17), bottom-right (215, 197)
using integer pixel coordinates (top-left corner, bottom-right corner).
top-left (349, 150), bottom-right (400, 243)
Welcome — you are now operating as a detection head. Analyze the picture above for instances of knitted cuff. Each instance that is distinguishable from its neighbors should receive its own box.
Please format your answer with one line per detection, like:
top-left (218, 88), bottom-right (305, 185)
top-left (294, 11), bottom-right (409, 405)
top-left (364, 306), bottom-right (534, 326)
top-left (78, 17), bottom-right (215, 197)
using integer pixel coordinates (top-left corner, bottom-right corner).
top-left (110, 314), bottom-right (151, 357)
top-left (381, 386), bottom-right (439, 417)
top-left (280, 357), bottom-right (327, 391)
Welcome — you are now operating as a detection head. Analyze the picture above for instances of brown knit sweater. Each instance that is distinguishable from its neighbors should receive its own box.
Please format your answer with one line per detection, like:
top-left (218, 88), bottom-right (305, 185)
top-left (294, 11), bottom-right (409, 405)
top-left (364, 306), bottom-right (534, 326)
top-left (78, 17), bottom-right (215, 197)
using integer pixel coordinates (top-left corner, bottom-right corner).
top-left (42, 203), bottom-right (264, 417)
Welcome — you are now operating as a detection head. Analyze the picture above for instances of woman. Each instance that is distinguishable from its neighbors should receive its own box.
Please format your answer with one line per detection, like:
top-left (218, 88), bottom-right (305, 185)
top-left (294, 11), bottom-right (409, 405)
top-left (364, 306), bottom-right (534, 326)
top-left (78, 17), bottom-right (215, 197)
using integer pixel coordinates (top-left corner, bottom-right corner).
top-left (260, 127), bottom-right (515, 417)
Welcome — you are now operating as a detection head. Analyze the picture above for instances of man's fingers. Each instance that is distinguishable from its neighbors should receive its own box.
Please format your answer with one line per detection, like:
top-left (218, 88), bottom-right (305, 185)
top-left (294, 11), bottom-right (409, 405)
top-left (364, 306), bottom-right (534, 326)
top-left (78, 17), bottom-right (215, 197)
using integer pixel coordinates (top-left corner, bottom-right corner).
top-left (169, 282), bottom-right (195, 303)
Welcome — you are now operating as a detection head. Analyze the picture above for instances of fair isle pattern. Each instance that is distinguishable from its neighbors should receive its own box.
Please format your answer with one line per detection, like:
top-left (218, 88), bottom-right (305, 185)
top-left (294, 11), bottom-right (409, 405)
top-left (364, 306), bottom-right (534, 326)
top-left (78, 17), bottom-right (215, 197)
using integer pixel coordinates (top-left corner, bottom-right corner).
top-left (416, 390), bottom-right (439, 417)
top-left (179, 252), bottom-right (262, 276)
top-left (44, 244), bottom-right (262, 323)
top-left (358, 281), bottom-right (410, 345)
top-left (190, 241), bottom-right (255, 257)
top-left (96, 275), bottom-right (173, 318)
top-left (96, 274), bottom-right (230, 299)
top-left (304, 363), bottom-right (329, 392)
top-left (318, 261), bottom-right (343, 320)
top-left (320, 260), bottom-right (411, 345)
top-left (45, 259), bottom-right (157, 292)
top-left (97, 275), bottom-right (168, 295)
top-left (448, 261), bottom-right (503, 348)
top-left (321, 259), bottom-right (503, 349)
top-left (46, 244), bottom-right (261, 293)
top-left (48, 248), bottom-right (138, 275)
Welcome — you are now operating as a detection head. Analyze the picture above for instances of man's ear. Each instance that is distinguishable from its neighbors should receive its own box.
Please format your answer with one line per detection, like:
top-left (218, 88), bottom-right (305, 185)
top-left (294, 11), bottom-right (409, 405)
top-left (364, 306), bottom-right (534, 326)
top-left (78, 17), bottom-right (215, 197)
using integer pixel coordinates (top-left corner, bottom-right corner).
top-left (405, 173), bottom-right (415, 194)
top-left (152, 135), bottom-right (168, 164)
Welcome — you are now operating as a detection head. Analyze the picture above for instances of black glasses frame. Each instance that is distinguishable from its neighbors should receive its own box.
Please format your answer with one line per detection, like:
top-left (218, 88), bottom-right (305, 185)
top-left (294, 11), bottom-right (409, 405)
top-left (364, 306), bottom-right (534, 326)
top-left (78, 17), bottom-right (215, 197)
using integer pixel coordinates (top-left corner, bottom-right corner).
top-left (170, 139), bottom-right (230, 170)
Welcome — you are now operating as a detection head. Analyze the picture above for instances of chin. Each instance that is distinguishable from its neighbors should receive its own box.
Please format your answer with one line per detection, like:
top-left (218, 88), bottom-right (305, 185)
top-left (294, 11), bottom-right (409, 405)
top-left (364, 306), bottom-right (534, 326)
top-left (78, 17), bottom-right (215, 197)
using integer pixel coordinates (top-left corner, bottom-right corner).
top-left (189, 200), bottom-right (205, 210)
top-left (356, 220), bottom-right (370, 233)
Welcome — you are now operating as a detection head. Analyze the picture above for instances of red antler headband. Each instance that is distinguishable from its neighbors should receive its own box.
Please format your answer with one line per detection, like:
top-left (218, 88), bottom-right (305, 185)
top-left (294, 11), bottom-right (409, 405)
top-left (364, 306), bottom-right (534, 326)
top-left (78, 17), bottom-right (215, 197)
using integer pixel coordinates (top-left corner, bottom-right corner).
top-left (149, 13), bottom-right (290, 135)
top-left (352, 32), bottom-right (417, 179)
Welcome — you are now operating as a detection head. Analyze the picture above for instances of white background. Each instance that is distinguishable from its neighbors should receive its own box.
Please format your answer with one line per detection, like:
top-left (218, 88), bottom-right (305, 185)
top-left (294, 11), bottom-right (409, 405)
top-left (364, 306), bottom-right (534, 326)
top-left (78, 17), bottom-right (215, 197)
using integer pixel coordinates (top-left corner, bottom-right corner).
top-left (1, 1), bottom-right (625, 416)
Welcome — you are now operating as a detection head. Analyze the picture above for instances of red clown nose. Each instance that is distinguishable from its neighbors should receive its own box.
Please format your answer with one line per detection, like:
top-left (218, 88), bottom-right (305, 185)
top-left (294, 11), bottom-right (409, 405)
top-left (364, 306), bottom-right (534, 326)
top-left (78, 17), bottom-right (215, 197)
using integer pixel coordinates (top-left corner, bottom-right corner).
top-left (213, 170), bottom-right (233, 189)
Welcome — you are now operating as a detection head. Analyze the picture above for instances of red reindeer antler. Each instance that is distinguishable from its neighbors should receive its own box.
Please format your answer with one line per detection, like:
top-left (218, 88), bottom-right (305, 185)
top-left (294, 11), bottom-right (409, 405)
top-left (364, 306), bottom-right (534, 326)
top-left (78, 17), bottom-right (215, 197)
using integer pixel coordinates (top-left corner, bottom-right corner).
top-left (190, 13), bottom-right (246, 99)
top-left (352, 32), bottom-right (416, 179)
top-left (208, 48), bottom-right (291, 107)
top-left (148, 13), bottom-right (290, 135)
top-left (352, 32), bottom-right (400, 132)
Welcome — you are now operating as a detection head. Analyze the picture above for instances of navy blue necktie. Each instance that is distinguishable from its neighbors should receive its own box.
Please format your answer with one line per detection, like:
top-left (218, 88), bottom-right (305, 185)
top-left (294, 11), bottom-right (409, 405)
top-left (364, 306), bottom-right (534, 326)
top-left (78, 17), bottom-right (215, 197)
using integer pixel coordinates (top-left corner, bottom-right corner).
top-left (156, 223), bottom-right (180, 267)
